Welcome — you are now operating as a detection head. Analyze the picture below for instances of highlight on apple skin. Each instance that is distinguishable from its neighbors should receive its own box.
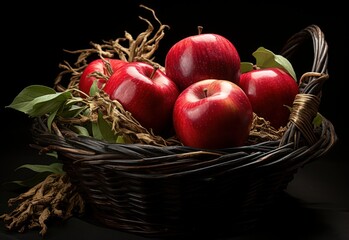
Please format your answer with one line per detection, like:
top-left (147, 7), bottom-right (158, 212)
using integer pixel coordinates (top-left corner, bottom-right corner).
top-left (103, 61), bottom-right (180, 135)
top-left (238, 67), bottom-right (299, 129)
top-left (165, 32), bottom-right (241, 92)
top-left (172, 79), bottom-right (253, 149)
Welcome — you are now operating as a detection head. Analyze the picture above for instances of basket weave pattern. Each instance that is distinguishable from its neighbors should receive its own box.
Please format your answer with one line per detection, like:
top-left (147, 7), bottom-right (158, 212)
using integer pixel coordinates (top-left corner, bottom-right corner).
top-left (30, 25), bottom-right (337, 237)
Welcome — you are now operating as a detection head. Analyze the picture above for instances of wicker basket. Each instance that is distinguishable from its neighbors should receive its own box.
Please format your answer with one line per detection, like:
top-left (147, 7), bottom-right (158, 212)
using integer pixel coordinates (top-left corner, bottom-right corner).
top-left (30, 24), bottom-right (337, 237)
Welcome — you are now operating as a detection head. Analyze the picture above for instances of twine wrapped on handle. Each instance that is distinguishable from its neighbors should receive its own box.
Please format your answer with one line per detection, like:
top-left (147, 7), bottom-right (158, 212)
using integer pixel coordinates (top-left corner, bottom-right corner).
top-left (279, 25), bottom-right (334, 158)
top-left (289, 91), bottom-right (321, 145)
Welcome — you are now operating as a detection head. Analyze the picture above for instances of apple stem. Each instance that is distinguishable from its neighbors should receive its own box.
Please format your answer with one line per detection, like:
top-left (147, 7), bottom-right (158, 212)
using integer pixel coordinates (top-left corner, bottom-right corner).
top-left (203, 88), bottom-right (208, 98)
top-left (198, 26), bottom-right (203, 35)
top-left (150, 64), bottom-right (159, 79)
top-left (253, 64), bottom-right (260, 70)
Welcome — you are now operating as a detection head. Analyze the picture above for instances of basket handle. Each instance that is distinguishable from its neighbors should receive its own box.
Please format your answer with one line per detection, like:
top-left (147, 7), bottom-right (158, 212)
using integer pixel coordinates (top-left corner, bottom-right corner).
top-left (279, 25), bottom-right (330, 147)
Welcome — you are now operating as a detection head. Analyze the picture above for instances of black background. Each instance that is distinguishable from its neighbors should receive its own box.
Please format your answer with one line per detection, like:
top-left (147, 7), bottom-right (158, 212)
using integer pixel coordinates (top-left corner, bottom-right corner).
top-left (1, 1), bottom-right (348, 239)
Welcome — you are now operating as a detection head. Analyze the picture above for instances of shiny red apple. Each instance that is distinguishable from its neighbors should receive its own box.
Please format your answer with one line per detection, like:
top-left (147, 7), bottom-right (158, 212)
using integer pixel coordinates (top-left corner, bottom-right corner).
top-left (173, 79), bottom-right (253, 149)
top-left (238, 67), bottom-right (299, 129)
top-left (79, 58), bottom-right (127, 96)
top-left (165, 31), bottom-right (241, 91)
top-left (103, 61), bottom-right (180, 135)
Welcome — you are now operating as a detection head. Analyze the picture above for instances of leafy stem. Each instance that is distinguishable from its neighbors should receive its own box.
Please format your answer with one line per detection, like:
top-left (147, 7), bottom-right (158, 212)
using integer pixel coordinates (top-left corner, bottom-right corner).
top-left (241, 47), bottom-right (297, 81)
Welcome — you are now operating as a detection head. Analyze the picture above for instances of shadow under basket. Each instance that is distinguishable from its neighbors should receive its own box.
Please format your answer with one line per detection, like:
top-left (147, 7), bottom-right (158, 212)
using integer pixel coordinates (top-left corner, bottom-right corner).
top-left (30, 24), bottom-right (337, 238)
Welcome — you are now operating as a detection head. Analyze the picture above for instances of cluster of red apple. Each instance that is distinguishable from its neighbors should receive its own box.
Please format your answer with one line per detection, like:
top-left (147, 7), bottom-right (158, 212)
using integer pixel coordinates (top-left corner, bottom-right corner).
top-left (78, 31), bottom-right (299, 149)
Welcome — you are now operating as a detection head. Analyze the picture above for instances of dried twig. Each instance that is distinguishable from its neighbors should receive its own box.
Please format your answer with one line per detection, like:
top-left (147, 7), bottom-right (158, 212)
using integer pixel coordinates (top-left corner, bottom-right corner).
top-left (0, 173), bottom-right (84, 237)
top-left (54, 4), bottom-right (169, 93)
top-left (57, 90), bottom-right (181, 147)
top-left (248, 113), bottom-right (287, 145)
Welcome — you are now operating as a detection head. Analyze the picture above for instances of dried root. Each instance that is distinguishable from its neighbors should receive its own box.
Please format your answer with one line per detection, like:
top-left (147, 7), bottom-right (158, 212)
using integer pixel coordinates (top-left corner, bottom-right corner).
top-left (247, 113), bottom-right (287, 145)
top-left (0, 173), bottom-right (84, 237)
top-left (54, 90), bottom-right (182, 147)
top-left (54, 4), bottom-right (169, 93)
top-left (86, 91), bottom-right (181, 146)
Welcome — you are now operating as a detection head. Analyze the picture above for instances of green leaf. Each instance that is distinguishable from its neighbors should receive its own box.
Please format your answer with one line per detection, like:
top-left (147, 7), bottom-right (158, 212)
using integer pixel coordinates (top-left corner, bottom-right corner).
top-left (46, 151), bottom-right (58, 159)
top-left (240, 62), bottom-right (254, 73)
top-left (65, 97), bottom-right (84, 107)
top-left (252, 47), bottom-right (297, 81)
top-left (58, 97), bottom-right (86, 118)
top-left (47, 109), bottom-right (58, 132)
top-left (10, 162), bottom-right (64, 187)
top-left (116, 135), bottom-right (125, 143)
top-left (98, 114), bottom-right (119, 143)
top-left (92, 121), bottom-right (103, 140)
top-left (312, 112), bottom-right (323, 127)
top-left (16, 163), bottom-right (64, 174)
top-left (92, 110), bottom-right (118, 143)
top-left (89, 80), bottom-right (99, 96)
top-left (58, 104), bottom-right (87, 118)
top-left (71, 125), bottom-right (91, 137)
top-left (6, 85), bottom-right (73, 117)
top-left (29, 91), bottom-right (72, 117)
top-left (12, 172), bottom-right (53, 188)
top-left (6, 85), bottom-right (55, 112)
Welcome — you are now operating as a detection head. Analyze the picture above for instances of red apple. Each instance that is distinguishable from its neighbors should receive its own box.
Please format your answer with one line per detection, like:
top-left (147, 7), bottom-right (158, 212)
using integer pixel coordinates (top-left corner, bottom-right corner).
top-left (79, 58), bottom-right (127, 96)
top-left (165, 30), bottom-right (241, 91)
top-left (238, 67), bottom-right (299, 129)
top-left (103, 61), bottom-right (180, 135)
top-left (173, 79), bottom-right (253, 149)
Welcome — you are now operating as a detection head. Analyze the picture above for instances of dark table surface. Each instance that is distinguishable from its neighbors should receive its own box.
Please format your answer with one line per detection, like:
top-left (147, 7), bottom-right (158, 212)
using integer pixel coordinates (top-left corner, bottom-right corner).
top-left (1, 1), bottom-right (348, 239)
